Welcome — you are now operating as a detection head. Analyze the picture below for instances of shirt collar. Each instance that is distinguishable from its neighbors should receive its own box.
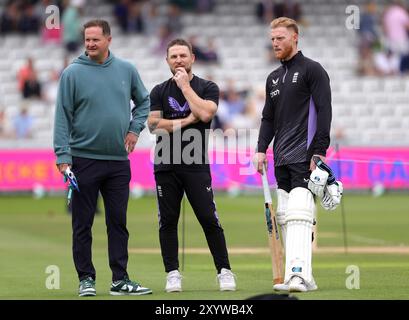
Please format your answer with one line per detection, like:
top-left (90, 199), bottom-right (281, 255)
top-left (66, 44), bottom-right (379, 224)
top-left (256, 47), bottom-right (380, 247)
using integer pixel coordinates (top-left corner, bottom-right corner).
top-left (281, 51), bottom-right (303, 67)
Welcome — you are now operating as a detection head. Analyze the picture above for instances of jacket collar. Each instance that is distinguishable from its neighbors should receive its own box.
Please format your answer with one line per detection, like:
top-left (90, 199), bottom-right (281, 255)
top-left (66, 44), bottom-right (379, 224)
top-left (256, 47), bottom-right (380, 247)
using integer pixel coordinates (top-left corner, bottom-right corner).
top-left (281, 51), bottom-right (303, 67)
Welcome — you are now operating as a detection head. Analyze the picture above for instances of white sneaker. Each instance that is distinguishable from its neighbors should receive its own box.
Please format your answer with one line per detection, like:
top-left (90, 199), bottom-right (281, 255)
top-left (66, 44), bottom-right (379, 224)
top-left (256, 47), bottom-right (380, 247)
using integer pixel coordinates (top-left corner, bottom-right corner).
top-left (273, 283), bottom-right (289, 292)
top-left (165, 270), bottom-right (182, 292)
top-left (306, 276), bottom-right (318, 291)
top-left (217, 268), bottom-right (236, 291)
top-left (275, 276), bottom-right (317, 292)
top-left (288, 276), bottom-right (307, 292)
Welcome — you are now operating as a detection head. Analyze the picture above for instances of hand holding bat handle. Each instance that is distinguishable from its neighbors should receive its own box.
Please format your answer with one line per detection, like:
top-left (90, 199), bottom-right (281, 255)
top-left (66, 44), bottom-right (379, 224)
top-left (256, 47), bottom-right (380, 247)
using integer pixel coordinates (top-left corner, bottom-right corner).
top-left (64, 167), bottom-right (79, 205)
top-left (64, 167), bottom-right (79, 191)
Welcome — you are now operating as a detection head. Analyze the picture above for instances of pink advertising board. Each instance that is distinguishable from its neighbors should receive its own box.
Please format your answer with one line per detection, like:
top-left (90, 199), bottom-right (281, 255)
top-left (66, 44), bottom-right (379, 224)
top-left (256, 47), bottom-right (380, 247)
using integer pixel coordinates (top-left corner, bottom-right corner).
top-left (0, 148), bottom-right (408, 191)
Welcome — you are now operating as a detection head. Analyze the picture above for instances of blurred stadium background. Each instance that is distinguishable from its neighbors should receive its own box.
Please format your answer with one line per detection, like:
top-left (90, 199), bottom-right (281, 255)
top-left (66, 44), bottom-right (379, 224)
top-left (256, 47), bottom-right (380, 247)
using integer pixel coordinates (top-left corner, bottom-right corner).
top-left (0, 0), bottom-right (409, 300)
top-left (1, 0), bottom-right (408, 147)
top-left (0, 0), bottom-right (408, 194)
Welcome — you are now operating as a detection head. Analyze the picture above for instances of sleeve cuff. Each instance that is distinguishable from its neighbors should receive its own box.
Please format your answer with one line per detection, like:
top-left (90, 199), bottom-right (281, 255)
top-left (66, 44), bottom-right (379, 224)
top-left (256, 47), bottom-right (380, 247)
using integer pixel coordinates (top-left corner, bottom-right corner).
top-left (56, 154), bottom-right (72, 165)
top-left (129, 122), bottom-right (145, 136)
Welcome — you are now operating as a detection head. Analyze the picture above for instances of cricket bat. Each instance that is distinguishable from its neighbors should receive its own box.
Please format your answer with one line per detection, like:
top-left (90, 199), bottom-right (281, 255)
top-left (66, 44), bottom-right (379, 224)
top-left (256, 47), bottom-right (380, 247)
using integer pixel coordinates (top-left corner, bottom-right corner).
top-left (261, 165), bottom-right (284, 285)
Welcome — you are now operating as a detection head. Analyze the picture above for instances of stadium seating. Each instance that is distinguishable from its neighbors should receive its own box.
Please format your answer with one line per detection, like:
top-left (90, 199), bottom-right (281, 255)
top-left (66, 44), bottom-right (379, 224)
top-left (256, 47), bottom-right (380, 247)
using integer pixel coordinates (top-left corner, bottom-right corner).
top-left (0, 0), bottom-right (406, 148)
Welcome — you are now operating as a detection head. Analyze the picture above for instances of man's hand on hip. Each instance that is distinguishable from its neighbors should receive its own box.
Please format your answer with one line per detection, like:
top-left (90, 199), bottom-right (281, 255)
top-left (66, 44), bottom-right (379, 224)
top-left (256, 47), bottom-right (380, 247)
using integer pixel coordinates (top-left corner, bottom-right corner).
top-left (125, 132), bottom-right (139, 154)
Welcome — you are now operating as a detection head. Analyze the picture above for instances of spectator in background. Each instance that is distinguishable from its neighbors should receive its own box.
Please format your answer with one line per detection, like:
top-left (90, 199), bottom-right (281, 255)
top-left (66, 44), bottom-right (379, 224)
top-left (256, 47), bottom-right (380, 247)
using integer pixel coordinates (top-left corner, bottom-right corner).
top-left (357, 2), bottom-right (381, 76)
top-left (358, 2), bottom-right (380, 53)
top-left (0, 2), bottom-right (19, 34)
top-left (224, 90), bottom-right (246, 120)
top-left (273, 1), bottom-right (286, 18)
top-left (201, 38), bottom-right (219, 63)
top-left (244, 86), bottom-right (266, 128)
top-left (62, 0), bottom-right (82, 53)
top-left (217, 80), bottom-right (248, 130)
top-left (285, 0), bottom-right (302, 22)
top-left (374, 49), bottom-right (400, 76)
top-left (382, 1), bottom-right (409, 56)
top-left (113, 0), bottom-right (131, 33)
top-left (256, 1), bottom-right (273, 24)
top-left (13, 107), bottom-right (34, 139)
top-left (257, 1), bottom-right (302, 24)
top-left (43, 69), bottom-right (60, 103)
top-left (166, 4), bottom-right (183, 34)
top-left (17, 57), bottom-right (35, 92)
top-left (23, 71), bottom-right (42, 99)
top-left (399, 53), bottom-right (409, 74)
top-left (196, 0), bottom-right (214, 13)
top-left (169, 0), bottom-right (196, 11)
top-left (357, 46), bottom-right (378, 76)
top-left (141, 2), bottom-right (162, 36)
top-left (189, 36), bottom-right (219, 64)
top-left (128, 2), bottom-right (145, 33)
top-left (274, 1), bottom-right (300, 20)
top-left (17, 3), bottom-right (40, 34)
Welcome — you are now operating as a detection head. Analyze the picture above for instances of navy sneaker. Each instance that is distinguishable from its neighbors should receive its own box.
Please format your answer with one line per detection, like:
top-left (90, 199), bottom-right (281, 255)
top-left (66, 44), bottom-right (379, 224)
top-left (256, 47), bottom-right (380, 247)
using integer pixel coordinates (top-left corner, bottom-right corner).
top-left (78, 276), bottom-right (96, 297)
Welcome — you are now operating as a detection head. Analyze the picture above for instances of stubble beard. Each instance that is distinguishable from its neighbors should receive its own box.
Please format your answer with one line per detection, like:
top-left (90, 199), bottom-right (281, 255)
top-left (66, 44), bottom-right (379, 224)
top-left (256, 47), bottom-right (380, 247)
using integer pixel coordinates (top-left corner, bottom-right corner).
top-left (275, 45), bottom-right (294, 61)
top-left (171, 65), bottom-right (192, 75)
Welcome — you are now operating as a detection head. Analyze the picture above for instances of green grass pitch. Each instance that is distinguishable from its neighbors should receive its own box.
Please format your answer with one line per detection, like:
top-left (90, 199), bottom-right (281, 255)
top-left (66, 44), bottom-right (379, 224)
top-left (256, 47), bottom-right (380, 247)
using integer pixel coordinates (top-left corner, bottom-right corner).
top-left (0, 193), bottom-right (408, 300)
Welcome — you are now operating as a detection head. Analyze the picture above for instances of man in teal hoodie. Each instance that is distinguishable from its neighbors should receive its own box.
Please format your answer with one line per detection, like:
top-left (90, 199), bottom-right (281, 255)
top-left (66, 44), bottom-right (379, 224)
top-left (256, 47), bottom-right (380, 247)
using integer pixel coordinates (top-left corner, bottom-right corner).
top-left (53, 19), bottom-right (152, 297)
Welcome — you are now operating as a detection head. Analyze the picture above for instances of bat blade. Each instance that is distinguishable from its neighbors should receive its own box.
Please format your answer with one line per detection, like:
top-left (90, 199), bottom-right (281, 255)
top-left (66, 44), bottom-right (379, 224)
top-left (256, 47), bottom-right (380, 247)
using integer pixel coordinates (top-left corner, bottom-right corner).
top-left (265, 202), bottom-right (284, 285)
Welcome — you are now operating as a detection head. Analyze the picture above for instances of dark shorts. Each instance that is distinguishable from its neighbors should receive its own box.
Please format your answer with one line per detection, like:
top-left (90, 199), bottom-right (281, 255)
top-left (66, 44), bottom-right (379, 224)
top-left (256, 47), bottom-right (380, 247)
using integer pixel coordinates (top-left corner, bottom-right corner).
top-left (274, 161), bottom-right (310, 193)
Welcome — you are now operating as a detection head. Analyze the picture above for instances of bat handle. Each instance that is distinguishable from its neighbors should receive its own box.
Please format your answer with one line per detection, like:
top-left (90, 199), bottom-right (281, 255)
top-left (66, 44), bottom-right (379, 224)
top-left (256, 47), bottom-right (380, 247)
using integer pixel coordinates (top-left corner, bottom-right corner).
top-left (67, 187), bottom-right (72, 205)
top-left (261, 166), bottom-right (272, 204)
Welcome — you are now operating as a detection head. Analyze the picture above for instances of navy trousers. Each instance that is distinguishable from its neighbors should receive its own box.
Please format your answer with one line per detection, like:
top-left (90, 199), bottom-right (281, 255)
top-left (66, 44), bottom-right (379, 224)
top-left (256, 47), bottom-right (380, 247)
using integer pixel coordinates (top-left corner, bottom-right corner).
top-left (71, 157), bottom-right (131, 282)
top-left (154, 170), bottom-right (231, 273)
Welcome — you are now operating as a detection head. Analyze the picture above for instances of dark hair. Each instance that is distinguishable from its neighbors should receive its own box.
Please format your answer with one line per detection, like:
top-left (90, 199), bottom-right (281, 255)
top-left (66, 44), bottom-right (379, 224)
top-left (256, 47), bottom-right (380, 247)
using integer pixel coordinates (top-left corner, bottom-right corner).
top-left (83, 19), bottom-right (111, 37)
top-left (166, 38), bottom-right (193, 56)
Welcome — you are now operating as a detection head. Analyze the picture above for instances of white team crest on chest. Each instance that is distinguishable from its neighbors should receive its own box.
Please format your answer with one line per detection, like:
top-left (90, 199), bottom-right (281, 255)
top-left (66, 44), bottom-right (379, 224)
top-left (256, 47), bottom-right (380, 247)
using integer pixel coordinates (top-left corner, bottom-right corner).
top-left (292, 72), bottom-right (299, 83)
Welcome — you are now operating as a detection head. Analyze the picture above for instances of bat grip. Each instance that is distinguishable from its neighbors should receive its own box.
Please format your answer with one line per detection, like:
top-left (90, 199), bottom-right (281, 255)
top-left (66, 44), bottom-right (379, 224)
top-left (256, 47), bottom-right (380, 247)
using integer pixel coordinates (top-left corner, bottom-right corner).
top-left (67, 187), bottom-right (72, 205)
top-left (262, 165), bottom-right (272, 204)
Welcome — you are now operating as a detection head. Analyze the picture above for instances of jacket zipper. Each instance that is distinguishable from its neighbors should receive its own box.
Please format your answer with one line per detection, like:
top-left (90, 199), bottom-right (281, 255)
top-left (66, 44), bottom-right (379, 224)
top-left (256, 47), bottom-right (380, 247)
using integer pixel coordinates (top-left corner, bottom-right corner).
top-left (282, 66), bottom-right (288, 83)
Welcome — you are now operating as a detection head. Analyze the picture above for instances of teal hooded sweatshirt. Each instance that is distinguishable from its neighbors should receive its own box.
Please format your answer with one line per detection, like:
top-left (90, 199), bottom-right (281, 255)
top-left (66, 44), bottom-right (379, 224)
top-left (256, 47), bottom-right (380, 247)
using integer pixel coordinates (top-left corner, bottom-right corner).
top-left (53, 52), bottom-right (150, 164)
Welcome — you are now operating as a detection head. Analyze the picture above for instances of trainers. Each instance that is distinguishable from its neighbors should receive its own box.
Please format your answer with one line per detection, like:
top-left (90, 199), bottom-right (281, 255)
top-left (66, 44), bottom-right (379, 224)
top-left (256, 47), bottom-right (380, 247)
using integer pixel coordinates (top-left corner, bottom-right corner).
top-left (306, 276), bottom-right (318, 291)
top-left (275, 276), bottom-right (317, 292)
top-left (288, 276), bottom-right (307, 292)
top-left (165, 270), bottom-right (182, 292)
top-left (78, 276), bottom-right (96, 297)
top-left (273, 283), bottom-right (289, 292)
top-left (110, 276), bottom-right (152, 296)
top-left (217, 268), bottom-right (236, 291)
